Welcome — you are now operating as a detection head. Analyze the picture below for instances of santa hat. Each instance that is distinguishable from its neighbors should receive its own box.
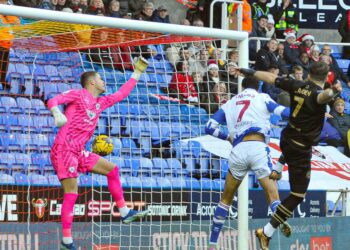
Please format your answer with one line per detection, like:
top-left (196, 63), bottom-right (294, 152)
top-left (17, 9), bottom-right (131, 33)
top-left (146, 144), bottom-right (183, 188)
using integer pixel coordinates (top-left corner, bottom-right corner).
top-left (284, 28), bottom-right (296, 39)
top-left (297, 34), bottom-right (315, 43)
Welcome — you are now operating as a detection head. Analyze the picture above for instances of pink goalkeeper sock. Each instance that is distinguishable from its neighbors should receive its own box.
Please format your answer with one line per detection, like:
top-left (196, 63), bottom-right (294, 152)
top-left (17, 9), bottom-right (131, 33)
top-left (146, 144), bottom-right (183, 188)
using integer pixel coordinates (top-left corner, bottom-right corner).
top-left (107, 166), bottom-right (126, 208)
top-left (61, 193), bottom-right (78, 238)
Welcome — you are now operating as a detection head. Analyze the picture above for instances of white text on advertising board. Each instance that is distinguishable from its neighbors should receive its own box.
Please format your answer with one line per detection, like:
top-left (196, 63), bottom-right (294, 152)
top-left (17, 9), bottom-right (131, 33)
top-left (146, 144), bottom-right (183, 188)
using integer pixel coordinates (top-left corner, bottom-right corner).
top-left (0, 195), bottom-right (18, 221)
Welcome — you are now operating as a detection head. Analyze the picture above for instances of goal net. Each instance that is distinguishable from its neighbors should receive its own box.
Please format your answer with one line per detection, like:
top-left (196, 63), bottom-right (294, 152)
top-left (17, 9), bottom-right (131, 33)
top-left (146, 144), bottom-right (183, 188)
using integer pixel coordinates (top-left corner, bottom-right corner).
top-left (0, 6), bottom-right (249, 250)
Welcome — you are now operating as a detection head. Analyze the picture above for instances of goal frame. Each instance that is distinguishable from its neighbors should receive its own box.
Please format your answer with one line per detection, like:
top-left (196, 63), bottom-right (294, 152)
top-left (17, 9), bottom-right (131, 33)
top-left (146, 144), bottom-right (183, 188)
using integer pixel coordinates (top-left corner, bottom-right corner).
top-left (0, 4), bottom-right (249, 249)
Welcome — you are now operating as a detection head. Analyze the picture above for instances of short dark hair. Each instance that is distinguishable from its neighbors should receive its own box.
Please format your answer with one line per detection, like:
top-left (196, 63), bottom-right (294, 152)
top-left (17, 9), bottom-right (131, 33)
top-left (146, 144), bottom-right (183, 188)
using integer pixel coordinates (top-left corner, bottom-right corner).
top-left (309, 61), bottom-right (329, 82)
top-left (80, 71), bottom-right (98, 88)
top-left (268, 64), bottom-right (279, 71)
top-left (258, 15), bottom-right (268, 21)
top-left (242, 76), bottom-right (260, 91)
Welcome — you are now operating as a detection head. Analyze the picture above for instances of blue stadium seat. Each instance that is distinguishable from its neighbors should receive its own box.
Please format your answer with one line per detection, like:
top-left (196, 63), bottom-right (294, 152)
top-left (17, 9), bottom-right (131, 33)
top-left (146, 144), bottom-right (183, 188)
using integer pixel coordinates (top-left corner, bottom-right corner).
top-left (44, 83), bottom-right (58, 98)
top-left (58, 66), bottom-right (73, 78)
top-left (108, 156), bottom-right (124, 168)
top-left (0, 174), bottom-right (14, 184)
top-left (212, 179), bottom-right (225, 191)
top-left (109, 117), bottom-right (121, 136)
top-left (211, 159), bottom-right (229, 179)
top-left (111, 137), bottom-right (122, 156)
top-left (199, 178), bottom-right (212, 190)
top-left (119, 159), bottom-right (133, 177)
top-left (152, 157), bottom-right (170, 176)
top-left (0, 96), bottom-right (22, 114)
top-left (18, 115), bottom-right (37, 133)
top-left (336, 59), bottom-right (350, 71)
top-left (156, 177), bottom-right (171, 188)
top-left (166, 158), bottom-right (182, 177)
top-left (0, 153), bottom-right (16, 174)
top-left (141, 176), bottom-right (157, 188)
top-left (79, 175), bottom-right (99, 187)
top-left (157, 122), bottom-right (171, 143)
top-left (14, 173), bottom-right (29, 185)
top-left (12, 153), bottom-right (30, 174)
top-left (138, 157), bottom-right (153, 177)
top-left (170, 177), bottom-right (187, 189)
top-left (327, 200), bottom-right (335, 214)
top-left (121, 138), bottom-right (142, 157)
top-left (31, 99), bottom-right (51, 115)
top-left (57, 83), bottom-right (71, 93)
top-left (30, 174), bottom-right (48, 186)
top-left (16, 97), bottom-right (36, 115)
top-left (93, 174), bottom-right (108, 187)
top-left (96, 117), bottom-right (108, 135)
top-left (9, 76), bottom-right (22, 94)
top-left (126, 176), bottom-right (142, 188)
top-left (32, 116), bottom-right (53, 134)
top-left (15, 63), bottom-right (30, 75)
top-left (185, 177), bottom-right (200, 189)
top-left (47, 175), bottom-right (61, 186)
top-left (31, 134), bottom-right (51, 152)
top-left (44, 65), bottom-right (59, 77)
top-left (31, 153), bottom-right (50, 170)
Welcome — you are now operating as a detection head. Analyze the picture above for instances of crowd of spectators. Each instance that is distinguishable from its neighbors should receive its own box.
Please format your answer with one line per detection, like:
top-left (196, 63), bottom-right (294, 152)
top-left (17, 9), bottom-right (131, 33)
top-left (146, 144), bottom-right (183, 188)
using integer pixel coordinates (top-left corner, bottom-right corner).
top-left (5, 0), bottom-right (171, 24)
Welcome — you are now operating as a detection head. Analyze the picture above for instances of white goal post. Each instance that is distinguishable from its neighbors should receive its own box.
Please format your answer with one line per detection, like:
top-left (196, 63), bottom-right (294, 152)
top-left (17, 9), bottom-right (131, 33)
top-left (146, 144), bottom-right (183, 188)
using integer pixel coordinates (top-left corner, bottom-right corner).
top-left (0, 4), bottom-right (249, 250)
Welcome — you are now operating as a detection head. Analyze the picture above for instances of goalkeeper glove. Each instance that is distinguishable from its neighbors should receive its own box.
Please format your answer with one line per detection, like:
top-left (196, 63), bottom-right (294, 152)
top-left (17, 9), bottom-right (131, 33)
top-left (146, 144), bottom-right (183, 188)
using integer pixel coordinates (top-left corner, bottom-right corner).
top-left (132, 56), bottom-right (149, 80)
top-left (50, 106), bottom-right (67, 128)
top-left (239, 68), bottom-right (256, 77)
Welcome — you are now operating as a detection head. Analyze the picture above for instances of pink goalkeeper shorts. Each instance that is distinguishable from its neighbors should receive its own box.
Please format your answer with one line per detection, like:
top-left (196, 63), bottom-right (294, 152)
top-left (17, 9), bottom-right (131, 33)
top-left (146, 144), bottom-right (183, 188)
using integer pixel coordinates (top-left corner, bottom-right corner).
top-left (50, 144), bottom-right (100, 180)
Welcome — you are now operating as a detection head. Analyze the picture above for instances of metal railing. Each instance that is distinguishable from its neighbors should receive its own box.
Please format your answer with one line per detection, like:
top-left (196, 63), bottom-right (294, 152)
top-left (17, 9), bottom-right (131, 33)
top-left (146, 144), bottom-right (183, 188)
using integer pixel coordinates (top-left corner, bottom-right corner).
top-left (327, 189), bottom-right (349, 217)
top-left (210, 0), bottom-right (244, 59)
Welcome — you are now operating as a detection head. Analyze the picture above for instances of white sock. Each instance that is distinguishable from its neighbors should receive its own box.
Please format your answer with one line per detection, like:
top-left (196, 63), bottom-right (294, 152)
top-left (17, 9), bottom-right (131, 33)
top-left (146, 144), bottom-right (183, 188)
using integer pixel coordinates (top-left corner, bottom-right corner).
top-left (62, 237), bottom-right (73, 244)
top-left (263, 223), bottom-right (276, 238)
top-left (273, 161), bottom-right (284, 173)
top-left (119, 206), bottom-right (130, 217)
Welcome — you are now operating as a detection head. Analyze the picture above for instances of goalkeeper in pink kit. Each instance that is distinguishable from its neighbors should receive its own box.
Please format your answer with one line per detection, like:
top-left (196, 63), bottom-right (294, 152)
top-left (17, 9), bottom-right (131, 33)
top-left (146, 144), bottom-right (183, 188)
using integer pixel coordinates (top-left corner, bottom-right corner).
top-left (47, 57), bottom-right (149, 250)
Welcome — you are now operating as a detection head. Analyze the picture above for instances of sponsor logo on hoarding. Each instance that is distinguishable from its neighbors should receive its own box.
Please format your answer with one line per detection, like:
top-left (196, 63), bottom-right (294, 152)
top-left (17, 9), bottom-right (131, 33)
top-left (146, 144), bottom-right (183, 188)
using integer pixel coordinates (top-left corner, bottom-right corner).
top-left (88, 201), bottom-right (146, 217)
top-left (31, 198), bottom-right (48, 219)
top-left (50, 200), bottom-right (85, 216)
top-left (310, 236), bottom-right (332, 250)
top-left (0, 233), bottom-right (40, 249)
top-left (0, 195), bottom-right (18, 221)
top-left (147, 205), bottom-right (187, 216)
top-left (290, 239), bottom-right (309, 250)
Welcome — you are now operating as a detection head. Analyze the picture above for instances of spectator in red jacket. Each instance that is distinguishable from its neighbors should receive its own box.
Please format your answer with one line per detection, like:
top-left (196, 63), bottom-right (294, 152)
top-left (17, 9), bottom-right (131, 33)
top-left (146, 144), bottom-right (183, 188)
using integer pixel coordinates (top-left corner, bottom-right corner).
top-left (169, 60), bottom-right (198, 103)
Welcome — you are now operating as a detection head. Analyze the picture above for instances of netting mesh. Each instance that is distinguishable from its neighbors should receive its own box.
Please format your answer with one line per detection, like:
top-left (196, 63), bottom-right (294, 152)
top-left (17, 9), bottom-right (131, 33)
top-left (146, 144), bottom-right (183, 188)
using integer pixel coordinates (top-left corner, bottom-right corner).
top-left (0, 18), bottom-right (243, 249)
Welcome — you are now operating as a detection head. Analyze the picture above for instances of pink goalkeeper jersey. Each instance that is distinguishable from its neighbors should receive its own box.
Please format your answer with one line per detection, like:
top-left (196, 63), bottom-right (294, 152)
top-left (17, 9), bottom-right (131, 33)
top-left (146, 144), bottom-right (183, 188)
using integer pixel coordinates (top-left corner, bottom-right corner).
top-left (47, 78), bottom-right (137, 152)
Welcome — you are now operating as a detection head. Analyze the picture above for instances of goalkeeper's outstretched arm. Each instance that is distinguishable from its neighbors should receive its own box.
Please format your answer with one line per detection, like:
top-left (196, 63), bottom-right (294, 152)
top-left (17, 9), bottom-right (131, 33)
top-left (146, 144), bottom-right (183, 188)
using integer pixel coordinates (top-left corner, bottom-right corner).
top-left (99, 57), bottom-right (148, 108)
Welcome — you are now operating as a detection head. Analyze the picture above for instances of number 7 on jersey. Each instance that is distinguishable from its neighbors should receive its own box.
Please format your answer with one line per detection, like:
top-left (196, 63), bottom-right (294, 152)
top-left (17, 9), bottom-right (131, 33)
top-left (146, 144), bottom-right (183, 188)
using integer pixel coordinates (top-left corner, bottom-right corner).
top-left (236, 100), bottom-right (251, 122)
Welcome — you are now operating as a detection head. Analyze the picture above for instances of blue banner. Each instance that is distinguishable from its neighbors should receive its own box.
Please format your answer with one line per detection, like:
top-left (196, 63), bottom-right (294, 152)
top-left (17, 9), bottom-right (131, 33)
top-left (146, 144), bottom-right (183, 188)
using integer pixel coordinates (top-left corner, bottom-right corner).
top-left (191, 190), bottom-right (326, 220)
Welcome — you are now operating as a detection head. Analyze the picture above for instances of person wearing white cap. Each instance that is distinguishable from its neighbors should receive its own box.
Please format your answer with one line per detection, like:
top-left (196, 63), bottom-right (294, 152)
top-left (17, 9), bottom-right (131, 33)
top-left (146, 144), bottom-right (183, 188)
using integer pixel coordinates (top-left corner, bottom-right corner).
top-left (283, 28), bottom-right (299, 65)
top-left (266, 14), bottom-right (275, 38)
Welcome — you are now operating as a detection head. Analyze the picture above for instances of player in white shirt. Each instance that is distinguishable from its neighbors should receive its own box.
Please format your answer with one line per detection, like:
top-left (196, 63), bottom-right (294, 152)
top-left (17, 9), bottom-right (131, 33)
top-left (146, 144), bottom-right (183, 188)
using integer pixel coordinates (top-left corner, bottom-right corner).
top-left (206, 76), bottom-right (291, 249)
